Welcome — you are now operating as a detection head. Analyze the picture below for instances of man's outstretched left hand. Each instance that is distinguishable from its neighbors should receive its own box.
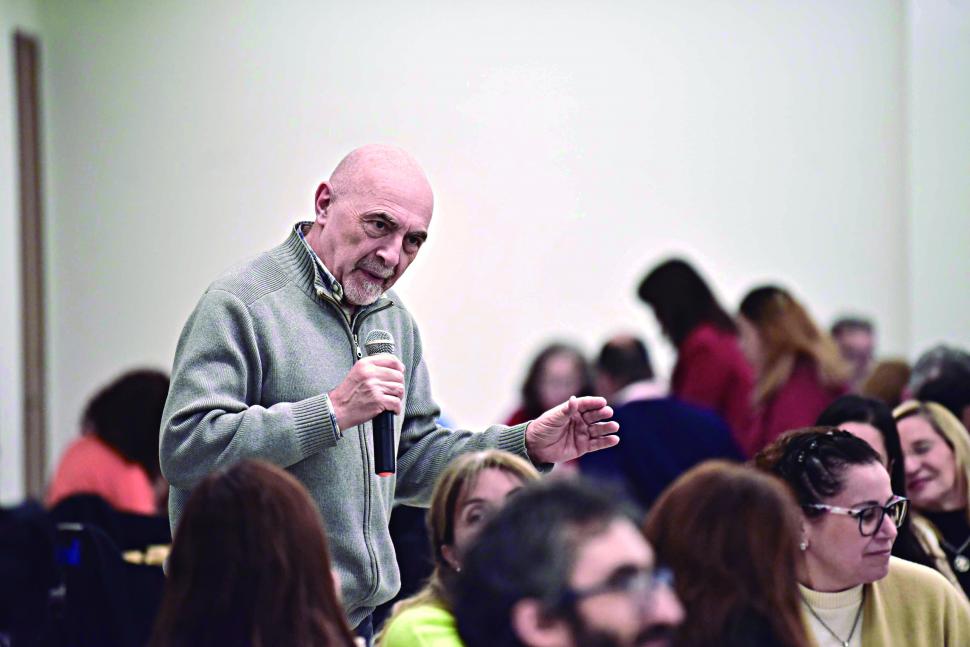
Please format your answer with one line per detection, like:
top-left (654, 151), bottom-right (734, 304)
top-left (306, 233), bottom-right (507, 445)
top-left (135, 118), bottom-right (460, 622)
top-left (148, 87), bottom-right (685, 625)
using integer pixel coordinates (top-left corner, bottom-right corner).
top-left (525, 396), bottom-right (619, 464)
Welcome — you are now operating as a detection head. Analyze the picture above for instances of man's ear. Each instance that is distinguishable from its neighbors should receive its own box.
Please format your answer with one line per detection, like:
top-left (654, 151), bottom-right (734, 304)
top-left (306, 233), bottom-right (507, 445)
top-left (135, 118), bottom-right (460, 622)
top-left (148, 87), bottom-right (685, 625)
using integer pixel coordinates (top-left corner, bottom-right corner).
top-left (510, 598), bottom-right (572, 647)
top-left (314, 182), bottom-right (333, 224)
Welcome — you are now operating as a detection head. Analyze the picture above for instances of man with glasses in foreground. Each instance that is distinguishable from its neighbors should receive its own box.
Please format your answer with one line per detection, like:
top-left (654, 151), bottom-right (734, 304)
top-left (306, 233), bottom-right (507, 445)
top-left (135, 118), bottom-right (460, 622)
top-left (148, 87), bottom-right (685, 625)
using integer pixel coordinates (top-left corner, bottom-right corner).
top-left (454, 478), bottom-right (683, 647)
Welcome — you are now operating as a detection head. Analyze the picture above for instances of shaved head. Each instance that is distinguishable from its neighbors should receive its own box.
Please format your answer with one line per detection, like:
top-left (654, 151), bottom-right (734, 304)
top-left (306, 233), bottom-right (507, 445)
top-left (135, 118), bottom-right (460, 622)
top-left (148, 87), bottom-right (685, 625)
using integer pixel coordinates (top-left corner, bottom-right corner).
top-left (306, 145), bottom-right (435, 309)
top-left (328, 144), bottom-right (433, 210)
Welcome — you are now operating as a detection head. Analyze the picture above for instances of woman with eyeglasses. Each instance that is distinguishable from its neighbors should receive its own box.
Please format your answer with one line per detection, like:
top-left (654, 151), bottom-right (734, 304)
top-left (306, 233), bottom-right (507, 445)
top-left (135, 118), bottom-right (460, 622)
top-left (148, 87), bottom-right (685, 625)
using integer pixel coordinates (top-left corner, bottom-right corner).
top-left (816, 396), bottom-right (946, 580)
top-left (378, 450), bottom-right (539, 647)
top-left (894, 401), bottom-right (970, 600)
top-left (755, 427), bottom-right (970, 646)
top-left (644, 460), bottom-right (811, 647)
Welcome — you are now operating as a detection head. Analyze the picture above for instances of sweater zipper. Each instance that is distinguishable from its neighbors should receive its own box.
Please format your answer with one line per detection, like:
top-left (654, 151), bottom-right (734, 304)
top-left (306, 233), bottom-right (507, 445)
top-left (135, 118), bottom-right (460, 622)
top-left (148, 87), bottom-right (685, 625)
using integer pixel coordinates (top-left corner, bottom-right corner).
top-left (318, 291), bottom-right (394, 600)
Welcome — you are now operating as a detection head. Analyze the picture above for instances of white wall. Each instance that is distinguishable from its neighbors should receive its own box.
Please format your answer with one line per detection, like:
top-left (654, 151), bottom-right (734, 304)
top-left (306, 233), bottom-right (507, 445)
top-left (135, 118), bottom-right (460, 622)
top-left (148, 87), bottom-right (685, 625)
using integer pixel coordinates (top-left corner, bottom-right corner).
top-left (907, 0), bottom-right (970, 354)
top-left (0, 0), bottom-right (41, 504)
top-left (33, 0), bottom-right (918, 476)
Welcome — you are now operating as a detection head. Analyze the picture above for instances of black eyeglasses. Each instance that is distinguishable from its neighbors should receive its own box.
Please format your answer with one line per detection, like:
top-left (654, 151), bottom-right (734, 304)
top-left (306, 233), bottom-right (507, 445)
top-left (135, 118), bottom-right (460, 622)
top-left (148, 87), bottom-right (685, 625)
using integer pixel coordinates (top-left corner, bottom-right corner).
top-left (559, 566), bottom-right (674, 609)
top-left (803, 496), bottom-right (909, 537)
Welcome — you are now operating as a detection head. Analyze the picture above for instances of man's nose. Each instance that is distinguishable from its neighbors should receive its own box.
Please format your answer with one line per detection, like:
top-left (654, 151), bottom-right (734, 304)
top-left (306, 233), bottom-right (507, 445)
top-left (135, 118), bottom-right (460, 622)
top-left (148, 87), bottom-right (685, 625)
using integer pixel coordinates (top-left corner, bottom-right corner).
top-left (647, 584), bottom-right (685, 628)
top-left (376, 238), bottom-right (401, 268)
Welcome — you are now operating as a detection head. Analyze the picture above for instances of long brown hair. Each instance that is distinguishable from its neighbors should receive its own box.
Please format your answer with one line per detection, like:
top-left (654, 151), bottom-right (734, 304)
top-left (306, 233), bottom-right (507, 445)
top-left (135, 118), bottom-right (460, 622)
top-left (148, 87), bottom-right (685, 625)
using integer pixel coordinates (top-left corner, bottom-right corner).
top-left (150, 460), bottom-right (356, 647)
top-left (644, 461), bottom-right (810, 647)
top-left (739, 286), bottom-right (849, 403)
top-left (379, 451), bottom-right (539, 637)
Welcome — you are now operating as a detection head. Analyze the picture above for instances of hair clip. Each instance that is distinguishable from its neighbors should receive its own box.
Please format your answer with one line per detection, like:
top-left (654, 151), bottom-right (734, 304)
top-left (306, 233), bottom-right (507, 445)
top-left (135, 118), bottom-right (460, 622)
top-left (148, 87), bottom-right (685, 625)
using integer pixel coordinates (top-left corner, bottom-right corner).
top-left (796, 439), bottom-right (819, 464)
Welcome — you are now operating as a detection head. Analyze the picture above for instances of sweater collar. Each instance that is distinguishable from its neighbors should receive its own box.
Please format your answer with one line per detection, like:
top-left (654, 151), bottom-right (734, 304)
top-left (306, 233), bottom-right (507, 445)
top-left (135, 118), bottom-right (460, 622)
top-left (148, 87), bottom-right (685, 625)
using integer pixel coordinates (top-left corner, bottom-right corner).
top-left (276, 224), bottom-right (393, 314)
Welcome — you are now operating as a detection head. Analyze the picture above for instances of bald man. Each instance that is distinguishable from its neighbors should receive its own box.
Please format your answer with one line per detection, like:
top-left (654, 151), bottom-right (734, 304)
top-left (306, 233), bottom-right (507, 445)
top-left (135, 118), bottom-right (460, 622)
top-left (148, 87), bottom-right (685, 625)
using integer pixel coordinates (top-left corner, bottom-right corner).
top-left (159, 145), bottom-right (618, 638)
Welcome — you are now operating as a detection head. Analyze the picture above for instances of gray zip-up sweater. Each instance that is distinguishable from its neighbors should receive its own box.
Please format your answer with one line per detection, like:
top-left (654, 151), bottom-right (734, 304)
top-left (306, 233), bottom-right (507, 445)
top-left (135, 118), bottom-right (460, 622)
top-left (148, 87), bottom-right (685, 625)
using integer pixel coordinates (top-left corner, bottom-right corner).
top-left (160, 227), bottom-right (530, 626)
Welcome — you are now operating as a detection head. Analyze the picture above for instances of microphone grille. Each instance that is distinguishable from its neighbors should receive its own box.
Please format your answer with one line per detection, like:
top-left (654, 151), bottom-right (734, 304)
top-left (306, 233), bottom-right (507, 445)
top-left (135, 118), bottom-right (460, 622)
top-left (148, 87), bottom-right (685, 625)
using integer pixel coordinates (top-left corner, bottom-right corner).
top-left (364, 329), bottom-right (395, 356)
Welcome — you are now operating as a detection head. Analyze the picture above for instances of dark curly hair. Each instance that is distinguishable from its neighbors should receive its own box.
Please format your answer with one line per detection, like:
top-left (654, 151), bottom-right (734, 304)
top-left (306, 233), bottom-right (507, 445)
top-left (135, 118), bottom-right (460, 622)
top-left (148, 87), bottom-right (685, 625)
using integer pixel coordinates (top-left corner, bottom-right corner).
top-left (753, 427), bottom-right (881, 515)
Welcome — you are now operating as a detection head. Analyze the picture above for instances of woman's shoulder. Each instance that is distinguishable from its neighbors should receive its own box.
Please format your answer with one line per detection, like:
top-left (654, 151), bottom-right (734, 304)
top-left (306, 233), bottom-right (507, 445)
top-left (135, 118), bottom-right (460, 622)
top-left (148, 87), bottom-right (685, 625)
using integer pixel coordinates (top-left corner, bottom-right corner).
top-left (381, 604), bottom-right (461, 647)
top-left (880, 556), bottom-right (962, 600)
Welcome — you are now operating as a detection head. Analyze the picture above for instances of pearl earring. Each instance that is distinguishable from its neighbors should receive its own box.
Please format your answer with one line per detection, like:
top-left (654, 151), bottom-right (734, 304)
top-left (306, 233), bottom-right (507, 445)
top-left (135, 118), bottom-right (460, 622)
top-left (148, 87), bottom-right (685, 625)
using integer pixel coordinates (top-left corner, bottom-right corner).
top-left (799, 539), bottom-right (809, 552)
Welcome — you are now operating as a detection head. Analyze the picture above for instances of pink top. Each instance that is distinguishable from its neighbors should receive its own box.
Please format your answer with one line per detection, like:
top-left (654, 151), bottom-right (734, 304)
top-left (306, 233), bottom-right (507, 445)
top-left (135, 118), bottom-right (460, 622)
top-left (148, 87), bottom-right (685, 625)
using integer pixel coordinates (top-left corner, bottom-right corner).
top-left (46, 434), bottom-right (157, 515)
top-left (672, 323), bottom-right (756, 443)
top-left (744, 357), bottom-right (848, 457)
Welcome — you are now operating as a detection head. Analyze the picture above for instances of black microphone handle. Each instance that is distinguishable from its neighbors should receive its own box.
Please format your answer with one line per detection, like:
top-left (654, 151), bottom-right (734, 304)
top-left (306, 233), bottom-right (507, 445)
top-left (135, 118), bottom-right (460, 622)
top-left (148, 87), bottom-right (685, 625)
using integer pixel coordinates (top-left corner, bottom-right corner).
top-left (373, 410), bottom-right (396, 477)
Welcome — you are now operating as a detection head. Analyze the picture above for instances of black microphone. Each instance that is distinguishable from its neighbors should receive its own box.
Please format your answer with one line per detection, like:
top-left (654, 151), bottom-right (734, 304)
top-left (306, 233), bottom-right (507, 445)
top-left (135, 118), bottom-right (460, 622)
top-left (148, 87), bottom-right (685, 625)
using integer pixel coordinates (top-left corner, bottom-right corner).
top-left (364, 329), bottom-right (397, 477)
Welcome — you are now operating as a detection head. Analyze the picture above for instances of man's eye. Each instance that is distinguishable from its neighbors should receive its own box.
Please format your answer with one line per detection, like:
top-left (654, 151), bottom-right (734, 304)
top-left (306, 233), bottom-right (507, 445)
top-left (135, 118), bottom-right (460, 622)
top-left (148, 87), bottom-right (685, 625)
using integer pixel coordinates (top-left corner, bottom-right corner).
top-left (405, 236), bottom-right (424, 251)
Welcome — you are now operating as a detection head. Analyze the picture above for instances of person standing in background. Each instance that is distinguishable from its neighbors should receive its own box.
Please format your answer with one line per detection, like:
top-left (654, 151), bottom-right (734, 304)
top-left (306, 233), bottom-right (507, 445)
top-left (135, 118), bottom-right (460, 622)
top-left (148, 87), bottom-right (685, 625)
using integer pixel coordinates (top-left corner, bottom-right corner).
top-left (737, 285), bottom-right (849, 456)
top-left (831, 316), bottom-right (876, 394)
top-left (637, 258), bottom-right (754, 445)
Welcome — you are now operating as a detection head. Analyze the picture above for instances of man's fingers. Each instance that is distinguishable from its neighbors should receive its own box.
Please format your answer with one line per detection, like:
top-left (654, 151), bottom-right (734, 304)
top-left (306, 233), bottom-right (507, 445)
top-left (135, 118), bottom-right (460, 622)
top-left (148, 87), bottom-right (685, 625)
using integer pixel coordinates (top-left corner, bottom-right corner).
top-left (573, 395), bottom-right (608, 412)
top-left (586, 421), bottom-right (619, 437)
top-left (362, 355), bottom-right (406, 372)
top-left (580, 406), bottom-right (614, 425)
top-left (586, 435), bottom-right (620, 452)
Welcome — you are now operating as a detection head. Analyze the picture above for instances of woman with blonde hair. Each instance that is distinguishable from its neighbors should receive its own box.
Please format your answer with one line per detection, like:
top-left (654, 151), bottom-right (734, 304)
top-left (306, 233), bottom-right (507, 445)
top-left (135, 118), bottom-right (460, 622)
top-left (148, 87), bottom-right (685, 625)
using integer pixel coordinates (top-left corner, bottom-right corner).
top-left (644, 460), bottom-right (811, 647)
top-left (379, 450), bottom-right (540, 646)
top-left (894, 400), bottom-right (970, 598)
top-left (737, 285), bottom-right (849, 455)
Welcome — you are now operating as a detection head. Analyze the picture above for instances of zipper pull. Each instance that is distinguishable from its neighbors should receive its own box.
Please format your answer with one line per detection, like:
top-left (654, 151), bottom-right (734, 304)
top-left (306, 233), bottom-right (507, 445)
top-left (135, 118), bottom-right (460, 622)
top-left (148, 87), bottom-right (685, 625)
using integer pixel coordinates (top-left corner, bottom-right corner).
top-left (353, 334), bottom-right (363, 360)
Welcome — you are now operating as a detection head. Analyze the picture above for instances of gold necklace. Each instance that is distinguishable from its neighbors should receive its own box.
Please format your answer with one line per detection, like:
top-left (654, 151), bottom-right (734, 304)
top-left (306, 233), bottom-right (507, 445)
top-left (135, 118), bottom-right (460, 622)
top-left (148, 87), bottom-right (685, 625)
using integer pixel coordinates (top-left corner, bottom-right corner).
top-left (800, 588), bottom-right (865, 647)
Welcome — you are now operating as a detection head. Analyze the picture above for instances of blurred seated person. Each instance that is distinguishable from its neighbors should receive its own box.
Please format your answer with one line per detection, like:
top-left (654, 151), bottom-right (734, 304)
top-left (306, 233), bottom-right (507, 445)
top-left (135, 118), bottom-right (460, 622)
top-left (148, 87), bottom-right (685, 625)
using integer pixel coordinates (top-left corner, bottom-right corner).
top-left (910, 346), bottom-right (970, 431)
top-left (637, 258), bottom-right (754, 439)
top-left (47, 369), bottom-right (169, 515)
top-left (150, 459), bottom-right (357, 647)
top-left (860, 360), bottom-right (911, 410)
top-left (503, 342), bottom-right (593, 426)
top-left (817, 395), bottom-right (946, 581)
top-left (894, 401), bottom-right (970, 599)
top-left (756, 428), bottom-right (970, 646)
top-left (737, 286), bottom-right (849, 456)
top-left (831, 316), bottom-right (876, 393)
top-left (579, 334), bottom-right (742, 510)
top-left (379, 450), bottom-right (539, 646)
top-left (644, 461), bottom-right (811, 647)
top-left (454, 477), bottom-right (684, 647)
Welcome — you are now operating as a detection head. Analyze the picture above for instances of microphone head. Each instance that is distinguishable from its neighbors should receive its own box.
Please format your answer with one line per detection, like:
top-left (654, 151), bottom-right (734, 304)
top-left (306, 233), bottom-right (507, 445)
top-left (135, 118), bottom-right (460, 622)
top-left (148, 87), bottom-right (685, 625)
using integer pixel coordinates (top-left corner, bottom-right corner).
top-left (364, 329), bottom-right (396, 356)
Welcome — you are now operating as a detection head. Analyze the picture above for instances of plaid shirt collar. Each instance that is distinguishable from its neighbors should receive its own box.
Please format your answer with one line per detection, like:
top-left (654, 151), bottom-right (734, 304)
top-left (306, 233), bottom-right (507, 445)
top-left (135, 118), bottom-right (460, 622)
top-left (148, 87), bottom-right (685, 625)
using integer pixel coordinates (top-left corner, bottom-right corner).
top-left (295, 222), bottom-right (346, 302)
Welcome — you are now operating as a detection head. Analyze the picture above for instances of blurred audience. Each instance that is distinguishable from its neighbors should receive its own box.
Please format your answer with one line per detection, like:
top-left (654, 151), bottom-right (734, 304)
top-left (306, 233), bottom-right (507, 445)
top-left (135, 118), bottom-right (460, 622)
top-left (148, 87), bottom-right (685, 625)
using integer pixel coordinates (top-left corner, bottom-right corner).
top-left (909, 345), bottom-right (970, 431)
top-left (831, 316), bottom-right (876, 393)
top-left (454, 478), bottom-right (683, 647)
top-left (817, 396), bottom-right (942, 576)
top-left (894, 401), bottom-right (970, 599)
top-left (379, 450), bottom-right (539, 646)
top-left (644, 461), bottom-right (811, 647)
top-left (47, 369), bottom-right (170, 515)
top-left (579, 334), bottom-right (742, 510)
top-left (149, 459), bottom-right (357, 647)
top-left (504, 342), bottom-right (593, 426)
top-left (860, 359), bottom-right (911, 409)
top-left (637, 258), bottom-right (754, 440)
top-left (738, 286), bottom-right (849, 456)
top-left (0, 502), bottom-right (59, 647)
top-left (756, 428), bottom-right (970, 646)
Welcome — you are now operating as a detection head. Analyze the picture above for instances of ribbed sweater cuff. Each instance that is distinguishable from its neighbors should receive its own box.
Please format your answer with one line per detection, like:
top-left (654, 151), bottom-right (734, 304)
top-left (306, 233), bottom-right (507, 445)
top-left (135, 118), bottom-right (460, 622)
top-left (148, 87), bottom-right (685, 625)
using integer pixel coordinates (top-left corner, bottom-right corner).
top-left (291, 393), bottom-right (340, 456)
top-left (497, 422), bottom-right (553, 471)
